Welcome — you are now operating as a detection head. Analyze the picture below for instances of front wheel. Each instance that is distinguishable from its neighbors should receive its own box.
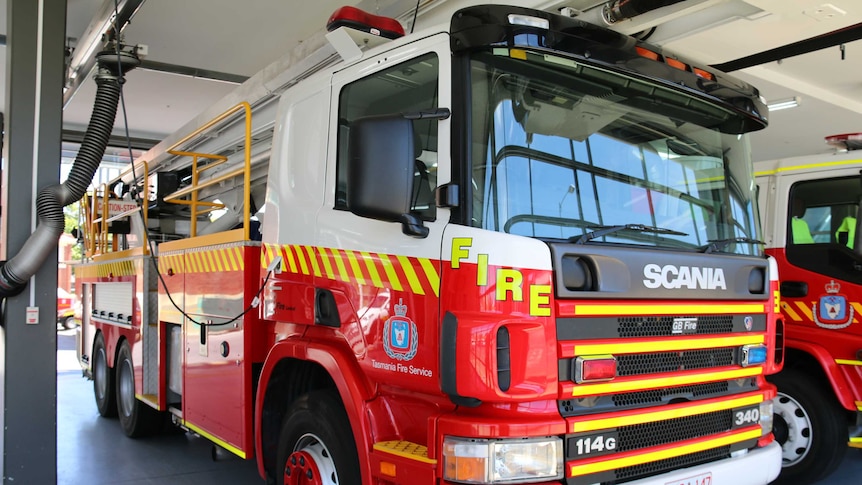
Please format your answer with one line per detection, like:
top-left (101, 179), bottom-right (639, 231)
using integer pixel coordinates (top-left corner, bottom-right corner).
top-left (276, 389), bottom-right (361, 485)
top-left (768, 369), bottom-right (848, 484)
top-left (116, 341), bottom-right (164, 438)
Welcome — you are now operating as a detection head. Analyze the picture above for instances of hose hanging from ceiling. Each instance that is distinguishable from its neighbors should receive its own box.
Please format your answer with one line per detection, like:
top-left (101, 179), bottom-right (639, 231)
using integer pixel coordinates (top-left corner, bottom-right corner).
top-left (0, 48), bottom-right (139, 298)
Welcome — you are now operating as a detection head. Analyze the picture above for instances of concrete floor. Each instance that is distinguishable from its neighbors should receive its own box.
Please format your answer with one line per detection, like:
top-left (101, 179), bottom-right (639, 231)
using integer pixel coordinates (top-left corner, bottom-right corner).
top-left (57, 329), bottom-right (862, 484)
top-left (57, 329), bottom-right (262, 484)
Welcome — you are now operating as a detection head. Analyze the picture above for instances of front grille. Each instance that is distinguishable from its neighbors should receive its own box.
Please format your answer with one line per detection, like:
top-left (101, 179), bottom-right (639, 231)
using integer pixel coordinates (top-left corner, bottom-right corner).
top-left (618, 315), bottom-right (733, 337)
top-left (616, 410), bottom-right (731, 452)
top-left (611, 382), bottom-right (729, 408)
top-left (612, 446), bottom-right (731, 483)
top-left (617, 348), bottom-right (735, 376)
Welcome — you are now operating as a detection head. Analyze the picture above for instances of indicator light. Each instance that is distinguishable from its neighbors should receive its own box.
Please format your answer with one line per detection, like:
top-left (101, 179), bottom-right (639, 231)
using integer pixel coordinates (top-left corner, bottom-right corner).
top-left (575, 355), bottom-right (616, 383)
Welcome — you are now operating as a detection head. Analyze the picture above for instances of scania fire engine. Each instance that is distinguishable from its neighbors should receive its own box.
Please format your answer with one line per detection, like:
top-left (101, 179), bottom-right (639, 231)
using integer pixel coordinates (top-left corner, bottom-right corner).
top-left (73, 3), bottom-right (783, 484)
top-left (755, 136), bottom-right (862, 483)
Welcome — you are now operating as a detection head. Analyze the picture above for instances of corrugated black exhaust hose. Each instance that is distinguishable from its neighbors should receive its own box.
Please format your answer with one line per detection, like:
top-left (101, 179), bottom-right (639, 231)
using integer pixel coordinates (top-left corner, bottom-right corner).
top-left (0, 47), bottom-right (139, 298)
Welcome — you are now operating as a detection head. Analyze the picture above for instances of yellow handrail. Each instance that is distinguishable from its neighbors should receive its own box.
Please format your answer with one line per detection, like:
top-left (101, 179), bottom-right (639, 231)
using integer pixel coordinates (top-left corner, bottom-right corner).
top-left (79, 160), bottom-right (150, 258)
top-left (162, 102), bottom-right (252, 240)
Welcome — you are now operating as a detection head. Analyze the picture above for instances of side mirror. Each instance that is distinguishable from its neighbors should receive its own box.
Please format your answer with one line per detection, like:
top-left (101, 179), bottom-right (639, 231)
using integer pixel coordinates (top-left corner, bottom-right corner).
top-left (347, 115), bottom-right (428, 238)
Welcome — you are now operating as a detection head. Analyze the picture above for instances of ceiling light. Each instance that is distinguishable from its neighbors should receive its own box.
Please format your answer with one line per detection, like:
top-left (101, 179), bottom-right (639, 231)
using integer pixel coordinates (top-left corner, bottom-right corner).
top-left (767, 96), bottom-right (801, 111)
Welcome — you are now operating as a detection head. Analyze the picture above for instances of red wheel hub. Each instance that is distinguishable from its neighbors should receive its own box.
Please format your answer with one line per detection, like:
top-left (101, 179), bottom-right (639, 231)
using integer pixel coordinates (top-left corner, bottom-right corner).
top-left (284, 450), bottom-right (323, 485)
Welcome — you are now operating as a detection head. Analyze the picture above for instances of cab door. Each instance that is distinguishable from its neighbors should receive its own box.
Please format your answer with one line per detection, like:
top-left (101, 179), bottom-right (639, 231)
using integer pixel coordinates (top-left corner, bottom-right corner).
top-left (316, 34), bottom-right (452, 395)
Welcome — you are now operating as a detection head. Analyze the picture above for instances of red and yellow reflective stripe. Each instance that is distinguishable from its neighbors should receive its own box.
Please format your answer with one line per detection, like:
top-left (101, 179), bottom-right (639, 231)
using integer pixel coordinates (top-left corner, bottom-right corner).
top-left (566, 367), bottom-right (763, 397)
top-left (569, 394), bottom-right (764, 433)
top-left (568, 428), bottom-right (761, 477)
top-left (74, 258), bottom-right (140, 279)
top-left (261, 243), bottom-right (440, 297)
top-left (565, 335), bottom-right (764, 355)
top-left (158, 246), bottom-right (245, 274)
top-left (782, 300), bottom-right (862, 322)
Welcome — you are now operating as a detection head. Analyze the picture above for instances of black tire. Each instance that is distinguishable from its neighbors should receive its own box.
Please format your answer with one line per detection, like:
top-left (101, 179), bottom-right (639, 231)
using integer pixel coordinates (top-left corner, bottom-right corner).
top-left (116, 340), bottom-right (164, 438)
top-left (92, 333), bottom-right (117, 417)
top-left (768, 369), bottom-right (848, 484)
top-left (61, 315), bottom-right (77, 330)
top-left (276, 389), bottom-right (361, 485)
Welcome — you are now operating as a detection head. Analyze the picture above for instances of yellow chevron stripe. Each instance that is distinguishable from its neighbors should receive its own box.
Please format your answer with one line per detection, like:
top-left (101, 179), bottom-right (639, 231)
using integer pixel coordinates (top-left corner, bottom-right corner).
top-left (419, 258), bottom-right (439, 297)
top-left (304, 246), bottom-right (321, 277)
top-left (282, 245), bottom-right (297, 273)
top-left (214, 249), bottom-right (226, 272)
top-left (379, 254), bottom-right (403, 291)
top-left (234, 247), bottom-right (244, 271)
top-left (331, 249), bottom-right (350, 283)
top-left (795, 301), bottom-right (813, 320)
top-left (362, 251), bottom-right (383, 288)
top-left (346, 250), bottom-right (366, 285)
top-left (318, 247), bottom-right (335, 279)
top-left (781, 301), bottom-right (802, 321)
top-left (293, 245), bottom-right (309, 275)
top-left (204, 250), bottom-right (216, 272)
top-left (397, 255), bottom-right (424, 295)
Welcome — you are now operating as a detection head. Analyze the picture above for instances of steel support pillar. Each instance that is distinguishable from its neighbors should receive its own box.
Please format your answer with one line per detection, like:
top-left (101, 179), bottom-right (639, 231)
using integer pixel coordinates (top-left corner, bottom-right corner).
top-left (1, 0), bottom-right (67, 482)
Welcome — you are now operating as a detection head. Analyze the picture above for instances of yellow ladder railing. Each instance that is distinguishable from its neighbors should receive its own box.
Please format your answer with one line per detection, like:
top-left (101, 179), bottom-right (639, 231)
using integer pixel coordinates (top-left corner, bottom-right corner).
top-left (162, 102), bottom-right (252, 240)
top-left (81, 160), bottom-right (149, 258)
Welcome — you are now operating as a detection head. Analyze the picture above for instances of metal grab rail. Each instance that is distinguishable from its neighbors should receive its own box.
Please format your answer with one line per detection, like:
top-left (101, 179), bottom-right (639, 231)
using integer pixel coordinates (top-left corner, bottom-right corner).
top-left (162, 102), bottom-right (253, 240)
top-left (81, 160), bottom-right (149, 258)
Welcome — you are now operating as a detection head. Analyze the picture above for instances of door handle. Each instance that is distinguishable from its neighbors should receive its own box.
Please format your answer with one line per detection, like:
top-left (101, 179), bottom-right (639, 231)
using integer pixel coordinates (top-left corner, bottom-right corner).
top-left (780, 281), bottom-right (808, 298)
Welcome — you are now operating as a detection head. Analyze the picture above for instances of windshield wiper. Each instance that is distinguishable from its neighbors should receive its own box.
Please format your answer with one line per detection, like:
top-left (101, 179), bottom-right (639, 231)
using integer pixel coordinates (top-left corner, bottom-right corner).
top-left (700, 237), bottom-right (765, 253)
top-left (571, 224), bottom-right (688, 244)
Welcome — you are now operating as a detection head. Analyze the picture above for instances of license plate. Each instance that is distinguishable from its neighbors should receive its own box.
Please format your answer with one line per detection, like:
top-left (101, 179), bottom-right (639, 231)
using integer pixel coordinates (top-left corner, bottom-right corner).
top-left (666, 472), bottom-right (712, 485)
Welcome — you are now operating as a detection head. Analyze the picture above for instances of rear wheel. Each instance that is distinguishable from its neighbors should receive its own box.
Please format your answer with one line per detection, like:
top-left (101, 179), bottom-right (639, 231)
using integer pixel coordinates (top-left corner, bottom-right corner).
top-left (116, 341), bottom-right (164, 437)
top-left (276, 389), bottom-right (360, 485)
top-left (768, 369), bottom-right (847, 484)
top-left (92, 333), bottom-right (116, 417)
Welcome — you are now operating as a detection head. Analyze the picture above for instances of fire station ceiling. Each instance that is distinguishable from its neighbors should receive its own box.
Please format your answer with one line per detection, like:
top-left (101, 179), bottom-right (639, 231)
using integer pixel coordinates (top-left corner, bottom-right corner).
top-left (2, 0), bottom-right (862, 164)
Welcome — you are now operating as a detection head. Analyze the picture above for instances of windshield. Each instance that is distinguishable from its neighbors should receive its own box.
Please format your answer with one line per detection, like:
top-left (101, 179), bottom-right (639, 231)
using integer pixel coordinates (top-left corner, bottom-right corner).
top-left (467, 49), bottom-right (762, 256)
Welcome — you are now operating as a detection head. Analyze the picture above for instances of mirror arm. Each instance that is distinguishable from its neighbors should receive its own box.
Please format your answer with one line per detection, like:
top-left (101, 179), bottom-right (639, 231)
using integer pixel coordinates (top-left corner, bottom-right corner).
top-left (400, 213), bottom-right (429, 238)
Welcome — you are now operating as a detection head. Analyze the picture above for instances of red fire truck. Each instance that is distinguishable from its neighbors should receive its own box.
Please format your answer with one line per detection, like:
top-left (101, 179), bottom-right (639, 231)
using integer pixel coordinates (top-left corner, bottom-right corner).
top-left (755, 137), bottom-right (862, 483)
top-left (75, 3), bottom-right (782, 484)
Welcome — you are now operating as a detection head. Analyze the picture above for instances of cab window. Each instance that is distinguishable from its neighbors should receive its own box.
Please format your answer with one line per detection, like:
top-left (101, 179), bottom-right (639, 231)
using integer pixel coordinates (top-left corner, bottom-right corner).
top-left (335, 53), bottom-right (439, 221)
top-left (786, 177), bottom-right (862, 283)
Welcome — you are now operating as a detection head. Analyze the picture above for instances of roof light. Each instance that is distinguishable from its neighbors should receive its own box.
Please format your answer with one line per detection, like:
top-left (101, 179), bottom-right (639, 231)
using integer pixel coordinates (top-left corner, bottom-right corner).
top-left (574, 355), bottom-right (616, 383)
top-left (825, 132), bottom-right (862, 151)
top-left (693, 67), bottom-right (715, 81)
top-left (327, 6), bottom-right (405, 40)
top-left (665, 57), bottom-right (688, 72)
top-left (508, 14), bottom-right (549, 30)
top-left (635, 46), bottom-right (661, 61)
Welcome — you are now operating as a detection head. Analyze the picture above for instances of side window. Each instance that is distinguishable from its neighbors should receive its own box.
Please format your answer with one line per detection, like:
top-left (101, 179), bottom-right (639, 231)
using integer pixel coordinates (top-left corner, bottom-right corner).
top-left (787, 177), bottom-right (862, 283)
top-left (336, 53), bottom-right (439, 220)
top-left (788, 179), bottom-right (859, 247)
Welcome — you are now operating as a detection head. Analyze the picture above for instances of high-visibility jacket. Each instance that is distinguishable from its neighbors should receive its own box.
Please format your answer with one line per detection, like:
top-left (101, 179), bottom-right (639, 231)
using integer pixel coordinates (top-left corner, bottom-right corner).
top-left (835, 216), bottom-right (856, 248)
top-left (792, 216), bottom-right (814, 244)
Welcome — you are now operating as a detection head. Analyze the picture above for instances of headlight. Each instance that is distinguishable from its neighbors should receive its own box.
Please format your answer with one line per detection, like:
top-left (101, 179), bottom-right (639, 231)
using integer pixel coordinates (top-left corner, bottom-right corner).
top-left (760, 399), bottom-right (773, 435)
top-left (442, 436), bottom-right (563, 483)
